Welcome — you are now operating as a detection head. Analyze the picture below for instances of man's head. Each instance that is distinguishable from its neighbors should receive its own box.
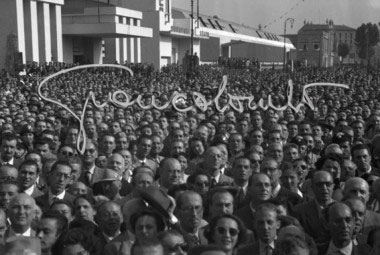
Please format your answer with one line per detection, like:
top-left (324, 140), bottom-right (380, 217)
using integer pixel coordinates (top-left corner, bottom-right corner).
top-left (327, 202), bottom-right (354, 248)
top-left (311, 171), bottom-right (334, 207)
top-left (0, 165), bottom-right (18, 181)
top-left (267, 142), bottom-right (283, 164)
top-left (35, 138), bottom-right (54, 160)
top-left (281, 167), bottom-right (300, 193)
top-left (260, 158), bottom-right (282, 188)
top-left (232, 157), bottom-right (252, 186)
top-left (249, 173), bottom-right (272, 204)
top-left (96, 201), bottom-right (123, 237)
top-left (101, 134), bottom-right (116, 155)
top-left (351, 144), bottom-right (371, 173)
top-left (48, 161), bottom-right (73, 195)
top-left (159, 158), bottom-right (183, 189)
top-left (131, 238), bottom-right (164, 255)
top-left (37, 210), bottom-right (68, 253)
top-left (107, 153), bottom-right (125, 176)
top-left (18, 160), bottom-right (39, 191)
top-left (343, 177), bottom-right (370, 204)
top-left (176, 191), bottom-right (204, 233)
top-left (254, 203), bottom-right (280, 244)
top-left (204, 147), bottom-right (224, 176)
top-left (136, 135), bottom-right (153, 159)
top-left (81, 141), bottom-right (98, 166)
top-left (132, 170), bottom-right (154, 189)
top-left (8, 194), bottom-right (36, 232)
top-left (0, 179), bottom-right (19, 211)
top-left (343, 198), bottom-right (366, 236)
top-left (208, 189), bottom-right (234, 218)
top-left (0, 133), bottom-right (17, 162)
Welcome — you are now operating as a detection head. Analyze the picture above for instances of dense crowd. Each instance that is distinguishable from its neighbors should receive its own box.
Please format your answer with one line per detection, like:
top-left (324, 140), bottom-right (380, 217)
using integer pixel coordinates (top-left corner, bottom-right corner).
top-left (0, 62), bottom-right (379, 255)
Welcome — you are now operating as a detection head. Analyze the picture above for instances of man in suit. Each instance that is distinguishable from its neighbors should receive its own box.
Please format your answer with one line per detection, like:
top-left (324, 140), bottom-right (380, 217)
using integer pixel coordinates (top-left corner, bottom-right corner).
top-left (351, 144), bottom-right (380, 177)
top-left (36, 210), bottom-right (68, 255)
top-left (203, 147), bottom-right (233, 187)
top-left (35, 160), bottom-right (75, 210)
top-left (324, 202), bottom-right (368, 255)
top-left (0, 133), bottom-right (21, 168)
top-left (175, 190), bottom-right (207, 248)
top-left (238, 203), bottom-right (280, 255)
top-left (235, 173), bottom-right (272, 232)
top-left (232, 157), bottom-right (253, 209)
top-left (293, 170), bottom-right (334, 254)
top-left (79, 141), bottom-right (105, 187)
top-left (343, 177), bottom-right (380, 245)
top-left (260, 157), bottom-right (302, 209)
top-left (4, 194), bottom-right (36, 240)
top-left (18, 160), bottom-right (43, 198)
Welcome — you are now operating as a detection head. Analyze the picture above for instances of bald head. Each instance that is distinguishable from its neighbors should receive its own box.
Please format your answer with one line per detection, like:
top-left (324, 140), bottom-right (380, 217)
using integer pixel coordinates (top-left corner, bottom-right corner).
top-left (9, 194), bottom-right (36, 232)
top-left (343, 177), bottom-right (369, 203)
top-left (107, 153), bottom-right (125, 175)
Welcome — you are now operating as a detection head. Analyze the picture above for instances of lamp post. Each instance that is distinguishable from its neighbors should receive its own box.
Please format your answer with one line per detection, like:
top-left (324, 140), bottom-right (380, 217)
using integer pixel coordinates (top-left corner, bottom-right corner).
top-left (283, 18), bottom-right (294, 70)
top-left (190, 0), bottom-right (194, 72)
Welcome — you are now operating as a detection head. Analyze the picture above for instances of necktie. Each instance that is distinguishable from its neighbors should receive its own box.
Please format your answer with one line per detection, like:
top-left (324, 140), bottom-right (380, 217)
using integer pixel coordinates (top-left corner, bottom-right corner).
top-left (237, 187), bottom-right (245, 207)
top-left (86, 171), bottom-right (92, 184)
top-left (265, 245), bottom-right (273, 255)
top-left (190, 234), bottom-right (200, 246)
top-left (211, 178), bottom-right (217, 188)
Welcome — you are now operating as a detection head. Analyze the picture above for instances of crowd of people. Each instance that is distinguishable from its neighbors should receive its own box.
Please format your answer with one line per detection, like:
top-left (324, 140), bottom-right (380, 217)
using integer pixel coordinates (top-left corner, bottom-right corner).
top-left (0, 61), bottom-right (379, 255)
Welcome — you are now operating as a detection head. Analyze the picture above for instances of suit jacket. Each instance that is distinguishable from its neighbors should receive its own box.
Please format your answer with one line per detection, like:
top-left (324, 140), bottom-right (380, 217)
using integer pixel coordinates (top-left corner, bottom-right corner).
top-left (35, 191), bottom-right (76, 210)
top-left (218, 174), bottom-right (234, 185)
top-left (30, 186), bottom-right (44, 198)
top-left (78, 166), bottom-right (105, 187)
top-left (292, 199), bottom-right (330, 254)
top-left (275, 186), bottom-right (303, 214)
top-left (237, 242), bottom-right (260, 255)
top-left (357, 210), bottom-right (380, 245)
top-left (234, 203), bottom-right (255, 232)
top-left (104, 231), bottom-right (134, 255)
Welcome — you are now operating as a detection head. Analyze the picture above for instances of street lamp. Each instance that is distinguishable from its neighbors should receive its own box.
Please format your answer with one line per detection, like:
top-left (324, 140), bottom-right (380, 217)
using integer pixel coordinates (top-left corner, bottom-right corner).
top-left (283, 18), bottom-right (294, 69)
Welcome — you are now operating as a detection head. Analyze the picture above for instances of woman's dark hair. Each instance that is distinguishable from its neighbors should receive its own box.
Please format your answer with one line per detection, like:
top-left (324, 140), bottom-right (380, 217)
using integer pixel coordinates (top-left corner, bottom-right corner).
top-left (188, 137), bottom-right (207, 159)
top-left (129, 209), bottom-right (166, 235)
top-left (204, 214), bottom-right (248, 247)
top-left (51, 228), bottom-right (98, 255)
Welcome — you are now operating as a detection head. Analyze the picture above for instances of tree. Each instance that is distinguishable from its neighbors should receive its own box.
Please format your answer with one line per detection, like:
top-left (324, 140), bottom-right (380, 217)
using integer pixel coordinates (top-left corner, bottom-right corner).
top-left (337, 43), bottom-right (350, 59)
top-left (355, 23), bottom-right (380, 63)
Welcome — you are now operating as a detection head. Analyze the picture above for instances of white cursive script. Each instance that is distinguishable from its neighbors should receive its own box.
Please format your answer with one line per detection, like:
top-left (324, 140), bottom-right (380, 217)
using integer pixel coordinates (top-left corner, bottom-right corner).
top-left (38, 64), bottom-right (349, 154)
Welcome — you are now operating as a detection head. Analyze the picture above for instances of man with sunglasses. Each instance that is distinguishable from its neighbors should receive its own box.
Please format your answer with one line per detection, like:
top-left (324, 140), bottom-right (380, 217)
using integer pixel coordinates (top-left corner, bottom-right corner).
top-left (78, 141), bottom-right (105, 187)
top-left (293, 170), bottom-right (334, 254)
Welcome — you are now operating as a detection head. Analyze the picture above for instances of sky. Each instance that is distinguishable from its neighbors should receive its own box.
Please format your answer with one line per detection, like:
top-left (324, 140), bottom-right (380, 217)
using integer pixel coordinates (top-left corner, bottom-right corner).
top-left (173, 0), bottom-right (380, 35)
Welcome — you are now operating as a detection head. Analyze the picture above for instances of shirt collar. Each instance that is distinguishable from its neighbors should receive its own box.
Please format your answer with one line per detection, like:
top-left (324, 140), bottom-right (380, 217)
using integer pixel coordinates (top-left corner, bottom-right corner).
top-left (87, 165), bottom-right (96, 175)
top-left (326, 240), bottom-right (353, 255)
top-left (272, 184), bottom-right (281, 197)
top-left (0, 157), bottom-right (14, 165)
top-left (24, 185), bottom-right (35, 196)
top-left (49, 189), bottom-right (66, 204)
top-left (10, 227), bottom-right (32, 237)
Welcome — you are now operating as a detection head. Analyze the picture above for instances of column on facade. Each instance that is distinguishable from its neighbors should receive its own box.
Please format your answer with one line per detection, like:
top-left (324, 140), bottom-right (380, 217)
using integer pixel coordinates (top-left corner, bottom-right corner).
top-left (122, 17), bottom-right (128, 64)
top-left (38, 2), bottom-right (52, 63)
top-left (129, 18), bottom-right (135, 63)
top-left (136, 19), bottom-right (141, 63)
top-left (30, 0), bottom-right (39, 63)
top-left (16, 0), bottom-right (26, 63)
top-left (114, 16), bottom-right (120, 64)
top-left (55, 5), bottom-right (63, 62)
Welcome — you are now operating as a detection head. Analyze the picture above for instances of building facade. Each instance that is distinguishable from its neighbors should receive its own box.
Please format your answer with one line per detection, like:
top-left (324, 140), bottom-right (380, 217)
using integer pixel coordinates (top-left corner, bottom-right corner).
top-left (295, 21), bottom-right (356, 67)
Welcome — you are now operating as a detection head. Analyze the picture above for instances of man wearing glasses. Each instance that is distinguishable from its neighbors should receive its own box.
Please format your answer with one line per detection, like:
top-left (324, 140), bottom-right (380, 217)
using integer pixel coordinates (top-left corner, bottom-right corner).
top-left (35, 160), bottom-right (75, 210)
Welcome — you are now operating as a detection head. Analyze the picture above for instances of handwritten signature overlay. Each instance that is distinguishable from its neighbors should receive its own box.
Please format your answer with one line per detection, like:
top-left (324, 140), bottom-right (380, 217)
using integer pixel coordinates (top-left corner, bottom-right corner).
top-left (37, 64), bottom-right (349, 154)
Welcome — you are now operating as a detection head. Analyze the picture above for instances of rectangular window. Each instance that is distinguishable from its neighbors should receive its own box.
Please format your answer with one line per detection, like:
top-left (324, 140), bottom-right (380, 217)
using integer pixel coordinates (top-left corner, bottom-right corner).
top-left (199, 17), bottom-right (208, 27)
top-left (208, 19), bottom-right (216, 29)
top-left (215, 20), bottom-right (224, 30)
top-left (229, 24), bottom-right (236, 33)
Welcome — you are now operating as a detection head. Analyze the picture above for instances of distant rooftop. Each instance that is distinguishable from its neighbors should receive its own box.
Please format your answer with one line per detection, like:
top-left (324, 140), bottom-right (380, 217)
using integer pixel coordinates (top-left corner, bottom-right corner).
top-left (172, 8), bottom-right (292, 44)
top-left (299, 23), bottom-right (356, 32)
